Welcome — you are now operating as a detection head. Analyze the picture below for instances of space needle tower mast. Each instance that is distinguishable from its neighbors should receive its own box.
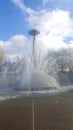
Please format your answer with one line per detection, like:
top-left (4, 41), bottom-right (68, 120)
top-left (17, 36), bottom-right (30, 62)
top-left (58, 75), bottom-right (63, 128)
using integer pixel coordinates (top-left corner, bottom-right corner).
top-left (29, 29), bottom-right (40, 67)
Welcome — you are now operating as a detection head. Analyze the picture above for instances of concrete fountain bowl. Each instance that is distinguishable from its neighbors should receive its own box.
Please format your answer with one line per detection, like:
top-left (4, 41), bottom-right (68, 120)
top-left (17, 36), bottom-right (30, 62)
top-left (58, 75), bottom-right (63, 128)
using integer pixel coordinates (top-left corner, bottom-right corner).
top-left (15, 71), bottom-right (60, 91)
top-left (30, 71), bottom-right (60, 90)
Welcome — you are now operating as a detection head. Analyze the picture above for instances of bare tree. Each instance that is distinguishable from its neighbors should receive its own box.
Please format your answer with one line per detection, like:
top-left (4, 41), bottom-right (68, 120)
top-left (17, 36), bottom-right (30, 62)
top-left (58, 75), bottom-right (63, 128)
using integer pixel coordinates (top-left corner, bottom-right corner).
top-left (54, 56), bottom-right (69, 72)
top-left (0, 46), bottom-right (5, 72)
top-left (0, 46), bottom-right (5, 64)
top-left (68, 58), bottom-right (73, 71)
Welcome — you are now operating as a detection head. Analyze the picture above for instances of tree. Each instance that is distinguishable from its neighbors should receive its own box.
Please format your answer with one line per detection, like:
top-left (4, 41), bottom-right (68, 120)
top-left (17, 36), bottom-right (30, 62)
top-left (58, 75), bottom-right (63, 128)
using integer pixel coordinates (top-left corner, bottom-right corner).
top-left (0, 46), bottom-right (5, 72)
top-left (68, 58), bottom-right (73, 71)
top-left (54, 56), bottom-right (69, 72)
top-left (0, 46), bottom-right (5, 64)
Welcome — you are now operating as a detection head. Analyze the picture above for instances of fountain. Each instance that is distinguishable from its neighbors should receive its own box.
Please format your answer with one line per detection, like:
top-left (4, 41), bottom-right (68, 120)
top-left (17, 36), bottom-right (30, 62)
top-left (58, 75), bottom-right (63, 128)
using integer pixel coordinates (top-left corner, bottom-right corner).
top-left (0, 29), bottom-right (60, 92)
top-left (15, 29), bottom-right (60, 91)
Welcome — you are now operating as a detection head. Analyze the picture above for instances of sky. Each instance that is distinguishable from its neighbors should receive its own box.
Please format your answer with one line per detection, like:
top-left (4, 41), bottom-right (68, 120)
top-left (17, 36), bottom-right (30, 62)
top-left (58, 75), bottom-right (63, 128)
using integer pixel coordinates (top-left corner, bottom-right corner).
top-left (0, 0), bottom-right (73, 56)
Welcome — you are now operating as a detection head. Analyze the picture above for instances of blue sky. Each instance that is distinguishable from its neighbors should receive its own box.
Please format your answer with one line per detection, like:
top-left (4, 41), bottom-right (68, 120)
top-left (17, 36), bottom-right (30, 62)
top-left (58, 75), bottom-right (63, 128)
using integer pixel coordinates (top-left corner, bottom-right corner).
top-left (0, 0), bottom-right (43, 40)
top-left (0, 0), bottom-right (26, 40)
top-left (0, 0), bottom-right (73, 55)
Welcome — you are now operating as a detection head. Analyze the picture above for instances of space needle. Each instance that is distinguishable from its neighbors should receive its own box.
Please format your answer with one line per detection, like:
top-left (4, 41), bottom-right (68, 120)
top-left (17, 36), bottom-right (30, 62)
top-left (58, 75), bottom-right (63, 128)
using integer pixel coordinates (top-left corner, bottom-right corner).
top-left (29, 29), bottom-right (40, 67)
top-left (29, 29), bottom-right (40, 130)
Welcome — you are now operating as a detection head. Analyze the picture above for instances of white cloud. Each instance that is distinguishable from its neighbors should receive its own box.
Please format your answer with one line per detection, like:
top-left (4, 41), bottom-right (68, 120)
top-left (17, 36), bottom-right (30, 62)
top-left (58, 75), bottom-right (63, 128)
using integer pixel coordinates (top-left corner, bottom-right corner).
top-left (11, 0), bottom-right (35, 15)
top-left (42, 0), bottom-right (54, 4)
top-left (11, 1), bottom-right (73, 37)
top-left (0, 35), bottom-right (30, 56)
top-left (10, 0), bottom-right (73, 53)
top-left (28, 9), bottom-right (73, 36)
top-left (42, 0), bottom-right (71, 5)
top-left (27, 9), bottom-right (73, 51)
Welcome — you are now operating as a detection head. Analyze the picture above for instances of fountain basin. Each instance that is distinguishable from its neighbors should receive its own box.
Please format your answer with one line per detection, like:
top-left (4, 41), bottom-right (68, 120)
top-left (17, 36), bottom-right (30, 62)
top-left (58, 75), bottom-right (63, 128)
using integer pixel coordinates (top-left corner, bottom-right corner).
top-left (16, 71), bottom-right (60, 91)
